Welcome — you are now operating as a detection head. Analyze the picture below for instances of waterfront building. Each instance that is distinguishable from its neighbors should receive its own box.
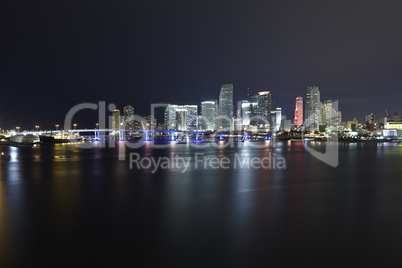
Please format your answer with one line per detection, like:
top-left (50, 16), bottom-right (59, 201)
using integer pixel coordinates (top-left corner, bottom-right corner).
top-left (112, 109), bottom-right (121, 130)
top-left (365, 113), bottom-right (375, 124)
top-left (275, 108), bottom-right (282, 132)
top-left (305, 86), bottom-right (321, 131)
top-left (123, 105), bottom-right (135, 130)
top-left (143, 115), bottom-right (157, 130)
top-left (346, 118), bottom-right (359, 131)
top-left (257, 91), bottom-right (271, 128)
top-left (270, 111), bottom-right (276, 132)
top-left (239, 100), bottom-right (251, 127)
top-left (270, 107), bottom-right (282, 132)
top-left (282, 119), bottom-right (292, 132)
top-left (385, 120), bottom-right (402, 130)
top-left (320, 100), bottom-right (342, 127)
top-left (219, 84), bottom-right (234, 130)
top-left (201, 100), bottom-right (217, 131)
top-left (234, 118), bottom-right (243, 131)
top-left (294, 96), bottom-right (303, 127)
top-left (164, 104), bottom-right (198, 131)
top-left (164, 105), bottom-right (178, 130)
top-left (175, 110), bottom-right (187, 131)
top-left (248, 94), bottom-right (259, 126)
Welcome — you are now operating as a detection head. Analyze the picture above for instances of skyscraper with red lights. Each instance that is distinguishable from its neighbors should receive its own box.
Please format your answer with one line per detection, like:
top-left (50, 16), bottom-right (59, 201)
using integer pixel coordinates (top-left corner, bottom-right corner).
top-left (294, 96), bottom-right (303, 127)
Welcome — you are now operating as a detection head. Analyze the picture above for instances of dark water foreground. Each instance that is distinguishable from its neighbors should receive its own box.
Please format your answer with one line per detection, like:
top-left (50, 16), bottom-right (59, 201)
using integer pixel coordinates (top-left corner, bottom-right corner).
top-left (1, 141), bottom-right (402, 267)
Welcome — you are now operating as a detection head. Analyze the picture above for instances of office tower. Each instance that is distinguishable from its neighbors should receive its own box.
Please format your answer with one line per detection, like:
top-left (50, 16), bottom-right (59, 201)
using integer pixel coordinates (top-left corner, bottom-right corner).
top-left (275, 107), bottom-right (282, 132)
top-left (305, 86), bottom-right (321, 131)
top-left (219, 84), bottom-right (234, 130)
top-left (123, 105), bottom-right (135, 130)
top-left (184, 105), bottom-right (198, 129)
top-left (239, 100), bottom-right (252, 126)
top-left (321, 100), bottom-right (342, 127)
top-left (112, 109), bottom-right (121, 130)
top-left (248, 94), bottom-right (259, 126)
top-left (236, 101), bottom-right (241, 119)
top-left (282, 119), bottom-right (291, 132)
top-left (164, 105), bottom-right (178, 130)
top-left (234, 118), bottom-right (243, 131)
top-left (257, 91), bottom-right (271, 127)
top-left (201, 101), bottom-right (217, 131)
top-left (143, 115), bottom-right (157, 130)
top-left (294, 96), bottom-right (303, 127)
top-left (271, 110), bottom-right (276, 132)
top-left (164, 104), bottom-right (198, 131)
top-left (175, 110), bottom-right (187, 131)
top-left (365, 113), bottom-right (375, 124)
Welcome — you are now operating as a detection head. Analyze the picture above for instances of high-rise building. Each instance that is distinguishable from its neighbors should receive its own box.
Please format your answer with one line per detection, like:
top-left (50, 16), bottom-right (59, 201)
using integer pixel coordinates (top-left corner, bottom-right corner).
top-left (219, 84), bottom-right (234, 130)
top-left (282, 119), bottom-right (292, 132)
top-left (275, 107), bottom-right (282, 132)
top-left (123, 105), bottom-right (135, 130)
top-left (164, 104), bottom-right (198, 131)
top-left (321, 100), bottom-right (342, 127)
top-left (239, 100), bottom-right (252, 127)
top-left (305, 86), bottom-right (321, 131)
top-left (236, 101), bottom-right (242, 119)
top-left (294, 96), bottom-right (303, 127)
top-left (365, 113), bottom-right (375, 124)
top-left (164, 105), bottom-right (178, 130)
top-left (201, 101), bottom-right (217, 131)
top-left (142, 115), bottom-right (157, 130)
top-left (184, 105), bottom-right (198, 129)
top-left (257, 91), bottom-right (271, 127)
top-left (112, 109), bottom-right (121, 130)
top-left (248, 94), bottom-right (259, 126)
top-left (234, 118), bottom-right (243, 131)
top-left (175, 110), bottom-right (187, 131)
top-left (270, 108), bottom-right (282, 132)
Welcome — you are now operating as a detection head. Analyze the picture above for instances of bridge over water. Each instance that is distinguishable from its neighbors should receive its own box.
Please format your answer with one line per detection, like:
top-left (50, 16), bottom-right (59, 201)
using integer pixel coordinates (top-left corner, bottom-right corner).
top-left (15, 129), bottom-right (271, 142)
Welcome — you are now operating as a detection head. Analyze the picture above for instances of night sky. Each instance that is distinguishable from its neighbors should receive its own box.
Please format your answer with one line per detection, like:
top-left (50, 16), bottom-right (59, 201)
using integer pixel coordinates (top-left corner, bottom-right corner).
top-left (1, 0), bottom-right (402, 130)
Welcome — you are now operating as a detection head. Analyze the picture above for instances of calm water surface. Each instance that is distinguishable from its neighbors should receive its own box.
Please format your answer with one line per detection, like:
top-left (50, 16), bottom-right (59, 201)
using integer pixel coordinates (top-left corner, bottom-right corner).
top-left (1, 141), bottom-right (402, 266)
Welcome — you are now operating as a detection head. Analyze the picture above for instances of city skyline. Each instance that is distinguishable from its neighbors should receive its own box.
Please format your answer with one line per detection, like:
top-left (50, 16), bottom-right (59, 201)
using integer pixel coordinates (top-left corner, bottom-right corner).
top-left (0, 82), bottom-right (398, 133)
top-left (2, 2), bottom-right (402, 266)
top-left (1, 1), bottom-right (402, 129)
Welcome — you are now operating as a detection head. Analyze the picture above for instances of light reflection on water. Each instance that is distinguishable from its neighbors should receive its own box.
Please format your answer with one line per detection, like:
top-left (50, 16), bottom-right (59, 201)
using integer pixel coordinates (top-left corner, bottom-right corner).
top-left (0, 142), bottom-right (402, 266)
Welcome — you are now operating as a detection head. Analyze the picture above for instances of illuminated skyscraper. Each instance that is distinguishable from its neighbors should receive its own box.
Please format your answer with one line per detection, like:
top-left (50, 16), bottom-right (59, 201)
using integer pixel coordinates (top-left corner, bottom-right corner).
top-left (294, 96), bottom-right (303, 127)
top-left (219, 84), bottom-right (234, 130)
top-left (275, 107), bottom-right (282, 132)
top-left (201, 100), bottom-right (217, 131)
top-left (321, 100), bottom-right (342, 127)
top-left (305, 86), bottom-right (321, 131)
top-left (248, 94), bottom-right (259, 126)
top-left (365, 113), bottom-right (375, 124)
top-left (185, 105), bottom-right (198, 129)
top-left (257, 91), bottom-right (271, 128)
top-left (239, 100), bottom-right (252, 126)
top-left (164, 104), bottom-right (198, 131)
top-left (143, 115), bottom-right (157, 130)
top-left (165, 105), bottom-right (178, 130)
top-left (123, 105), bottom-right (135, 130)
top-left (175, 110), bottom-right (187, 131)
top-left (112, 109), bottom-right (121, 130)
